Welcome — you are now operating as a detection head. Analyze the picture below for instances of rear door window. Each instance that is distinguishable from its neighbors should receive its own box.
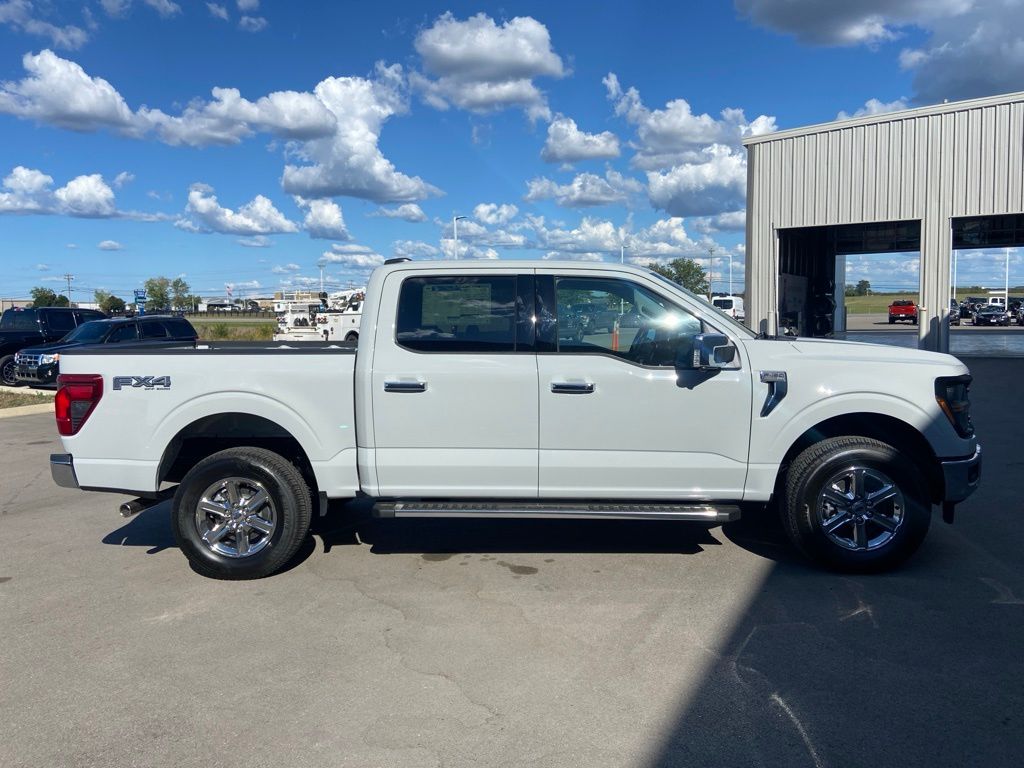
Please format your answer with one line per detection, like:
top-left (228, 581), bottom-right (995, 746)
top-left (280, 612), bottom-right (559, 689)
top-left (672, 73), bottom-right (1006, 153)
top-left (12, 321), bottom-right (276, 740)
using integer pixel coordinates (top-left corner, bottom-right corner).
top-left (140, 320), bottom-right (169, 339)
top-left (45, 311), bottom-right (76, 334)
top-left (396, 275), bottom-right (519, 352)
top-left (107, 324), bottom-right (139, 343)
top-left (164, 318), bottom-right (197, 338)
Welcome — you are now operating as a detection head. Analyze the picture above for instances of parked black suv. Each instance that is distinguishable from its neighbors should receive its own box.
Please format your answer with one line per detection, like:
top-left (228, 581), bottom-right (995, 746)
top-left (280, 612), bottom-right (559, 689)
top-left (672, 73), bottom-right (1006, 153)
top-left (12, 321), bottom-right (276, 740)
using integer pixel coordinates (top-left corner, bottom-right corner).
top-left (14, 315), bottom-right (198, 385)
top-left (1, 307), bottom-right (106, 386)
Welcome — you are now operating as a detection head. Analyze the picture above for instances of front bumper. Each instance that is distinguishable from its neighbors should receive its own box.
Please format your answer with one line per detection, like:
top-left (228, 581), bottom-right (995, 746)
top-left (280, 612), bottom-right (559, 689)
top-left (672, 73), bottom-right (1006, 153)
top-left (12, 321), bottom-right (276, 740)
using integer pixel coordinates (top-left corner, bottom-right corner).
top-left (50, 453), bottom-right (80, 489)
top-left (16, 362), bottom-right (58, 384)
top-left (940, 444), bottom-right (982, 503)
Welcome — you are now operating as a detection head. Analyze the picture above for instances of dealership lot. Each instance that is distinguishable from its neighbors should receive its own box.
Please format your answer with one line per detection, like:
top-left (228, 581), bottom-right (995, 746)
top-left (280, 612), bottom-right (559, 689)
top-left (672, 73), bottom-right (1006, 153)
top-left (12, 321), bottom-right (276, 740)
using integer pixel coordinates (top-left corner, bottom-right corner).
top-left (1, 358), bottom-right (1022, 768)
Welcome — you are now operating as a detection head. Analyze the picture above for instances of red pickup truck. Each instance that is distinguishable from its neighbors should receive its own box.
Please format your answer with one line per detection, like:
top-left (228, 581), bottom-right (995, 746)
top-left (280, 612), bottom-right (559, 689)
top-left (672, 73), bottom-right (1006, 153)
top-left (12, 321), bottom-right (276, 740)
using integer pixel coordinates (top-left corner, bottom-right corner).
top-left (888, 300), bottom-right (918, 324)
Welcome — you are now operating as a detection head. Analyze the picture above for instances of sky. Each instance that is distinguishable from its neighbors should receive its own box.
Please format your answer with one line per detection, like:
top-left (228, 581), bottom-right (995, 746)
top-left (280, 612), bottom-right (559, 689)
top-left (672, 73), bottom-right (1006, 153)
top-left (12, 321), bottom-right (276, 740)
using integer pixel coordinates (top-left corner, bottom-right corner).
top-left (1, 0), bottom-right (1023, 302)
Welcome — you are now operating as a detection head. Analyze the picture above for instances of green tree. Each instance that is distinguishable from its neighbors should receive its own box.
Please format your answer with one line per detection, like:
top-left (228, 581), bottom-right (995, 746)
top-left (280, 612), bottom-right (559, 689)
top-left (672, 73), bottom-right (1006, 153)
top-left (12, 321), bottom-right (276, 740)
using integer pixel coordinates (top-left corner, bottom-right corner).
top-left (30, 287), bottom-right (70, 307)
top-left (94, 290), bottom-right (126, 314)
top-left (646, 258), bottom-right (710, 296)
top-left (855, 280), bottom-right (871, 296)
top-left (844, 284), bottom-right (857, 297)
top-left (170, 277), bottom-right (190, 309)
top-left (143, 276), bottom-right (172, 310)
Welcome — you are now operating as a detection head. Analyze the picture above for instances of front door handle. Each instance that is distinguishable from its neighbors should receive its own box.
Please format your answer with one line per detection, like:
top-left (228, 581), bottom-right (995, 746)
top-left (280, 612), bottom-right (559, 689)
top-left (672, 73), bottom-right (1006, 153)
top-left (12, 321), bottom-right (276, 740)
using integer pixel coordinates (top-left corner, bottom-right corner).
top-left (551, 381), bottom-right (595, 394)
top-left (384, 381), bottom-right (427, 393)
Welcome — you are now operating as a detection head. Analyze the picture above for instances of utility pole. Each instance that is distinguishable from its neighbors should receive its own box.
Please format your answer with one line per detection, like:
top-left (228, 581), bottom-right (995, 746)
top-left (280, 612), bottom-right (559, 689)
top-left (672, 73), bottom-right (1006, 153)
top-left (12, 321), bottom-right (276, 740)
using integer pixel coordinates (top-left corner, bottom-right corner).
top-left (453, 215), bottom-right (467, 259)
top-left (706, 245), bottom-right (716, 298)
top-left (63, 273), bottom-right (75, 305)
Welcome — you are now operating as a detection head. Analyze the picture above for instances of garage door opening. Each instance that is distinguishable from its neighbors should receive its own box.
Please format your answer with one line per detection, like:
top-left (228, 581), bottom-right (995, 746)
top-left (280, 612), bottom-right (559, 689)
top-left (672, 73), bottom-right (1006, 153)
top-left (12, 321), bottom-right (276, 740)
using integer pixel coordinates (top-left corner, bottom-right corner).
top-left (952, 215), bottom-right (1024, 329)
top-left (777, 221), bottom-right (921, 339)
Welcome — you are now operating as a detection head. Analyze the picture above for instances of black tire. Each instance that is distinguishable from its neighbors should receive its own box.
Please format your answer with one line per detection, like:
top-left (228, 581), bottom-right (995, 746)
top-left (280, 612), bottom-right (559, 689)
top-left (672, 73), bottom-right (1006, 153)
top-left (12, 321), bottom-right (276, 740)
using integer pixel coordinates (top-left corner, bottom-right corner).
top-left (344, 331), bottom-right (358, 342)
top-left (171, 447), bottom-right (312, 579)
top-left (0, 355), bottom-right (18, 387)
top-left (781, 436), bottom-right (931, 571)
top-left (888, 318), bottom-right (895, 324)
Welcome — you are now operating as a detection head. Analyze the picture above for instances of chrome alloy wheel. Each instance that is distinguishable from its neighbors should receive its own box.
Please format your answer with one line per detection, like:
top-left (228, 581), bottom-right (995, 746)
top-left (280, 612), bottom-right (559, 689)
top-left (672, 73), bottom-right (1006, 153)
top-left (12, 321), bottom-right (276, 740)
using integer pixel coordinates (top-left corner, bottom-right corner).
top-left (816, 466), bottom-right (905, 551)
top-left (194, 477), bottom-right (277, 558)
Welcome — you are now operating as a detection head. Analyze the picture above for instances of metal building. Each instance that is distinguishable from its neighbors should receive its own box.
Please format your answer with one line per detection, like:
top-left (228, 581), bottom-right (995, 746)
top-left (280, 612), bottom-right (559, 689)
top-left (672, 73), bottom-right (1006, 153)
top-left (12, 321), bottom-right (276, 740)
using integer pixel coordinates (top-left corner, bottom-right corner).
top-left (743, 90), bottom-right (1024, 351)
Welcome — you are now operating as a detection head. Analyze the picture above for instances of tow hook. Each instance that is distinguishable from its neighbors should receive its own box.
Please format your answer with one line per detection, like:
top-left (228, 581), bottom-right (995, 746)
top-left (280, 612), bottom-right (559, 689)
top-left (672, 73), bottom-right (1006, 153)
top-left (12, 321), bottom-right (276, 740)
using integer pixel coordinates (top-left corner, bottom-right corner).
top-left (942, 502), bottom-right (956, 524)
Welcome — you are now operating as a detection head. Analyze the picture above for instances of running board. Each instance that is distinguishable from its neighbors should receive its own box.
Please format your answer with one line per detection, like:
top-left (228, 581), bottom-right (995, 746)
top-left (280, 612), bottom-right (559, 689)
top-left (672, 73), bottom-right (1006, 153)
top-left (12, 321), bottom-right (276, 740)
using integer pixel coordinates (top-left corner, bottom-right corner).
top-left (373, 501), bottom-right (740, 523)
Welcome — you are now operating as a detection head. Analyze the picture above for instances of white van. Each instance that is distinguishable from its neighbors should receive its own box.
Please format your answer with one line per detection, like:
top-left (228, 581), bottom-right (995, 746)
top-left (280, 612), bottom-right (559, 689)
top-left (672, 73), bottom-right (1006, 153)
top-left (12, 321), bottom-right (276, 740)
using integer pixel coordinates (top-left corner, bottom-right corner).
top-left (988, 296), bottom-right (1006, 307)
top-left (712, 295), bottom-right (745, 321)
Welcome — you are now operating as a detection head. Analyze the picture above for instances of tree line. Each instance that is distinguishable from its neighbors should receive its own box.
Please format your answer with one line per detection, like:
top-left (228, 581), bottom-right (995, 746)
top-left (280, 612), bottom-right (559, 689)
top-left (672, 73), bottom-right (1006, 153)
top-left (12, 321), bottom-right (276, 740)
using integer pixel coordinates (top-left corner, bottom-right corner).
top-left (29, 276), bottom-right (203, 314)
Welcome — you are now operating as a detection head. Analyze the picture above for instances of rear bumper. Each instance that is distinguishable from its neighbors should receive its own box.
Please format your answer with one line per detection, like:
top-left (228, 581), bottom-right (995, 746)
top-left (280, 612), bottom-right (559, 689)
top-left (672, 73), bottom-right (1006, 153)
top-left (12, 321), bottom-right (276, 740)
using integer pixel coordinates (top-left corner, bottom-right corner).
top-left (50, 453), bottom-right (79, 489)
top-left (940, 444), bottom-right (982, 503)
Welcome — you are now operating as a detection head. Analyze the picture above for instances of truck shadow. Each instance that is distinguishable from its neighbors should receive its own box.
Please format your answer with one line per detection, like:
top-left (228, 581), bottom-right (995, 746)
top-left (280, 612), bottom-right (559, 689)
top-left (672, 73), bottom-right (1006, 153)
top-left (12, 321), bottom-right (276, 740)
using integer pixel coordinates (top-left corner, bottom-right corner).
top-left (102, 500), bottom-right (176, 554)
top-left (312, 500), bottom-right (737, 558)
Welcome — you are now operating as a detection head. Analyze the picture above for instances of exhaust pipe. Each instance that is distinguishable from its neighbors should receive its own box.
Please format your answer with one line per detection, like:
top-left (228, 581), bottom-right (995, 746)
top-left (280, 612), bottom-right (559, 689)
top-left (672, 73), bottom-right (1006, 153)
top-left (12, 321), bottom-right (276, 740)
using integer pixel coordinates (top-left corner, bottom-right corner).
top-left (119, 498), bottom-right (152, 518)
top-left (118, 488), bottom-right (175, 518)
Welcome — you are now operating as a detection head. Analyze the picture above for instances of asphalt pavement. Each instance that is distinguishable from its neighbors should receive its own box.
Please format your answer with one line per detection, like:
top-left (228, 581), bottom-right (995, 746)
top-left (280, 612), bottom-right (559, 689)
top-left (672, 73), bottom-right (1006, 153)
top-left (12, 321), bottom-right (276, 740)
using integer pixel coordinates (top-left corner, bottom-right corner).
top-left (1, 358), bottom-right (1022, 768)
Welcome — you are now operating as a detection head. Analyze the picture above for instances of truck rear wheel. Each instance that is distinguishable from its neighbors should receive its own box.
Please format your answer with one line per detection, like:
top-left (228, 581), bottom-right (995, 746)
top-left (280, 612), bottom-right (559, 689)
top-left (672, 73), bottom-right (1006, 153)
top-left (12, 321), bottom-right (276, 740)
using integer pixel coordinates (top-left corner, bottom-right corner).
top-left (781, 437), bottom-right (930, 571)
top-left (171, 447), bottom-right (312, 579)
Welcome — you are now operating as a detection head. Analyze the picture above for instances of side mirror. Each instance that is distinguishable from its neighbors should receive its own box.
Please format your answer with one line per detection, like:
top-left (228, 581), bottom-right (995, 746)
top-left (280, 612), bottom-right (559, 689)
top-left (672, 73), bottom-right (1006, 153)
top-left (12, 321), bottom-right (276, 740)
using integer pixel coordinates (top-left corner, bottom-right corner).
top-left (677, 333), bottom-right (736, 370)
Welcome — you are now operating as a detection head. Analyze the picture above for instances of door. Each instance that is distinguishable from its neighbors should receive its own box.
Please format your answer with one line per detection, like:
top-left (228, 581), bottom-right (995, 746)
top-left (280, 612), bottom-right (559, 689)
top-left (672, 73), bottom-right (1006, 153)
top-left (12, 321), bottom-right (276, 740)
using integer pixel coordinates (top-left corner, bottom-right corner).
top-left (537, 272), bottom-right (752, 500)
top-left (371, 270), bottom-right (539, 497)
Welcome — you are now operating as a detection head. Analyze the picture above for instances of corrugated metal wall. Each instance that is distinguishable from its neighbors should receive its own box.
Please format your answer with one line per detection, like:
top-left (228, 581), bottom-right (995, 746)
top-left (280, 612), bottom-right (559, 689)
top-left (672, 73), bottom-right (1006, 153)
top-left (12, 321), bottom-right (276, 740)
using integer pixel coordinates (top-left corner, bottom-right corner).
top-left (744, 92), bottom-right (1024, 350)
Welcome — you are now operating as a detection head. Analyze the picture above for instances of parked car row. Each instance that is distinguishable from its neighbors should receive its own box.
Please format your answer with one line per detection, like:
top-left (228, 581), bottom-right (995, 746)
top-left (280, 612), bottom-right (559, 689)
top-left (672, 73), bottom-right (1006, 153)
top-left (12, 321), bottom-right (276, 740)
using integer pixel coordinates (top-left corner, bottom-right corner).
top-left (0, 306), bottom-right (197, 386)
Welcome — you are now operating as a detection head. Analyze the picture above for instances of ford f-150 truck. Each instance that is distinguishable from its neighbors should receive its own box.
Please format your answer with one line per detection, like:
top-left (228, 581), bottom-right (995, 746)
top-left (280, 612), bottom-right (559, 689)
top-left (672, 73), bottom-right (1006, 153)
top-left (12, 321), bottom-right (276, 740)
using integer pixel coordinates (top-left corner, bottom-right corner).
top-left (49, 260), bottom-right (981, 579)
top-left (888, 300), bottom-right (919, 324)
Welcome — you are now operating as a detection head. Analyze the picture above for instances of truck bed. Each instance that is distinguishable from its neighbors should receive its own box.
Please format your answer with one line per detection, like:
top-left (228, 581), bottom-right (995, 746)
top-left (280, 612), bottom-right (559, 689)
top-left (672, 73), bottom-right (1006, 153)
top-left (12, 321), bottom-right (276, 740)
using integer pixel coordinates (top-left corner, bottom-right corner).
top-left (58, 342), bottom-right (359, 496)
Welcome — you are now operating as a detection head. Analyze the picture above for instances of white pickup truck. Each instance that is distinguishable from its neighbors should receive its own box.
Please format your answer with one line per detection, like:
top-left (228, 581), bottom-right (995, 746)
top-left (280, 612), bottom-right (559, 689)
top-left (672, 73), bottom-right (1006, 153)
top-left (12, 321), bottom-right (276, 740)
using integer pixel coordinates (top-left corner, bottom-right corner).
top-left (50, 260), bottom-right (981, 579)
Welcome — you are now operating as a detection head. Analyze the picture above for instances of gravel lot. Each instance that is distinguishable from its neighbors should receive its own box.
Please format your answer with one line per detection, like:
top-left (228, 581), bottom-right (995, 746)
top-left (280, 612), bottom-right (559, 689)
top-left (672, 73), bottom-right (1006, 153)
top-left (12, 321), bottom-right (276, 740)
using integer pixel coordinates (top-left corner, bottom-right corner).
top-left (1, 358), bottom-right (1022, 768)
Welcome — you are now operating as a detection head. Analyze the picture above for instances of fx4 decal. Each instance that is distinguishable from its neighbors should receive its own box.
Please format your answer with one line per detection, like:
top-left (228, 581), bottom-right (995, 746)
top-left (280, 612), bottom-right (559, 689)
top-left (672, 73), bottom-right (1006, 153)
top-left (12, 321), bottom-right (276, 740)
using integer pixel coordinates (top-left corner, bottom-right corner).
top-left (113, 375), bottom-right (172, 391)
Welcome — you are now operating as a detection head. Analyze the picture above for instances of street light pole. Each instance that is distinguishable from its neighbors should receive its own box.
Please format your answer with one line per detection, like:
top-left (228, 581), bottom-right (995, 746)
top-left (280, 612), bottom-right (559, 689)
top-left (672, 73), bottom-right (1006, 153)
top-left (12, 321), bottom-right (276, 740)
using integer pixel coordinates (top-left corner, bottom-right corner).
top-left (453, 215), bottom-right (467, 260)
top-left (620, 242), bottom-right (628, 264)
top-left (728, 254), bottom-right (733, 296)
top-left (1006, 247), bottom-right (1010, 304)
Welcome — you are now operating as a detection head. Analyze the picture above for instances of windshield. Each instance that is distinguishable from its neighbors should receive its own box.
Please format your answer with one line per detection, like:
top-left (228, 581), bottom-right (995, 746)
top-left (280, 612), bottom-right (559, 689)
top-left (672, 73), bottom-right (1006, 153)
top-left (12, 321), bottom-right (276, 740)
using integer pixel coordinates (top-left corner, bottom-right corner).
top-left (646, 271), bottom-right (754, 338)
top-left (0, 308), bottom-right (38, 331)
top-left (62, 320), bottom-right (110, 343)
top-left (712, 298), bottom-right (734, 310)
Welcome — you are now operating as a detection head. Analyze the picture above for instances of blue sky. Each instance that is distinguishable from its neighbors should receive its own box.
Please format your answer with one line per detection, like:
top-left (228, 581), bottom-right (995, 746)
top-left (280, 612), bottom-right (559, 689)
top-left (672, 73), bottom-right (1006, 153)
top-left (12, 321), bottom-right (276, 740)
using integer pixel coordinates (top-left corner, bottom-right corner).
top-left (1, 0), bottom-right (1022, 302)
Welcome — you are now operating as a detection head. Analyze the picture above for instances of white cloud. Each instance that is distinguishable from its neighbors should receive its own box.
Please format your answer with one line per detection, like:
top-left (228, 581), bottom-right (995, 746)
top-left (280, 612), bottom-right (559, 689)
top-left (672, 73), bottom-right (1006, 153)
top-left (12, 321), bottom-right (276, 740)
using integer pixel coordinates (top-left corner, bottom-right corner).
top-left (179, 183), bottom-right (298, 235)
top-left (524, 169), bottom-right (643, 207)
top-left (0, 50), bottom-right (142, 134)
top-left (472, 202), bottom-right (518, 226)
top-left (541, 116), bottom-right (620, 163)
top-left (412, 12), bottom-right (565, 121)
top-left (371, 203), bottom-right (427, 222)
top-left (55, 174), bottom-right (116, 217)
top-left (734, 0), bottom-right (970, 46)
top-left (113, 170), bottom-right (134, 188)
top-left (295, 197), bottom-right (350, 240)
top-left (271, 263), bottom-right (301, 274)
top-left (604, 72), bottom-right (776, 170)
top-left (98, 239), bottom-right (122, 250)
top-left (101, 0), bottom-right (131, 17)
top-left (239, 15), bottom-right (267, 32)
top-left (236, 0), bottom-right (258, 10)
top-left (439, 240), bottom-right (500, 260)
top-left (237, 235), bottom-right (272, 247)
top-left (837, 97), bottom-right (910, 120)
top-left (0, 51), bottom-right (439, 204)
top-left (327, 243), bottom-right (376, 254)
top-left (690, 210), bottom-right (747, 234)
top-left (321, 250), bottom-right (385, 269)
top-left (0, 0), bottom-right (88, 49)
top-left (207, 3), bottom-right (228, 20)
top-left (143, 0), bottom-right (181, 18)
top-left (282, 62), bottom-right (439, 202)
top-left (392, 239), bottom-right (440, 259)
top-left (36, 262), bottom-right (49, 270)
top-left (646, 144), bottom-right (747, 217)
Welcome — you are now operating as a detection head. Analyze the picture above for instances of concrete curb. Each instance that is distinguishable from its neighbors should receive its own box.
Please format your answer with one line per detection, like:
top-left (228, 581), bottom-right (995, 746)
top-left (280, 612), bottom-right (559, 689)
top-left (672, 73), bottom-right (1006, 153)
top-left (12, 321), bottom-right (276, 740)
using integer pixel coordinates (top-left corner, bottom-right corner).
top-left (0, 384), bottom-right (54, 396)
top-left (0, 403), bottom-right (54, 419)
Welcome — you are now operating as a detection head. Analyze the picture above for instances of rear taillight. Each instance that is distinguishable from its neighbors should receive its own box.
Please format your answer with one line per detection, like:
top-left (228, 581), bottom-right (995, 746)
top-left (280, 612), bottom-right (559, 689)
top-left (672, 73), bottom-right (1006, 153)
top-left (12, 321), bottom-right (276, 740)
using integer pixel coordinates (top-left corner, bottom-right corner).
top-left (935, 374), bottom-right (973, 438)
top-left (55, 374), bottom-right (103, 436)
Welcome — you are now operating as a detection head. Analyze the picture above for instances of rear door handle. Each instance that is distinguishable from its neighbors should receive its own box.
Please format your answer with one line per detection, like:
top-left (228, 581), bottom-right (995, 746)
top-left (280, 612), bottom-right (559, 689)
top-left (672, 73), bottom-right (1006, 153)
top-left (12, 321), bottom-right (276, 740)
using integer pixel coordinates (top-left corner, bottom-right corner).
top-left (384, 381), bottom-right (427, 393)
top-left (550, 381), bottom-right (595, 394)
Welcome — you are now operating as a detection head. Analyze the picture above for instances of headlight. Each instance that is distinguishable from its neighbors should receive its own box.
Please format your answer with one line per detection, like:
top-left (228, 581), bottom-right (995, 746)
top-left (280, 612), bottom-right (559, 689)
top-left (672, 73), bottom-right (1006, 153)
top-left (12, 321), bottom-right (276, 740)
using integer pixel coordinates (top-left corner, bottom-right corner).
top-left (935, 375), bottom-right (974, 438)
top-left (39, 354), bottom-right (59, 365)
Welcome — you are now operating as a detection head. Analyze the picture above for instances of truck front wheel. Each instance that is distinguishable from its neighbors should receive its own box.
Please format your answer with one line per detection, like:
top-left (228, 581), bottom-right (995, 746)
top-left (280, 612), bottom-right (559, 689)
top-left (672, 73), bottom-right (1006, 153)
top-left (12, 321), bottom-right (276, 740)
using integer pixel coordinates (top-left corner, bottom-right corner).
top-left (781, 437), bottom-right (930, 571)
top-left (171, 447), bottom-right (312, 579)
